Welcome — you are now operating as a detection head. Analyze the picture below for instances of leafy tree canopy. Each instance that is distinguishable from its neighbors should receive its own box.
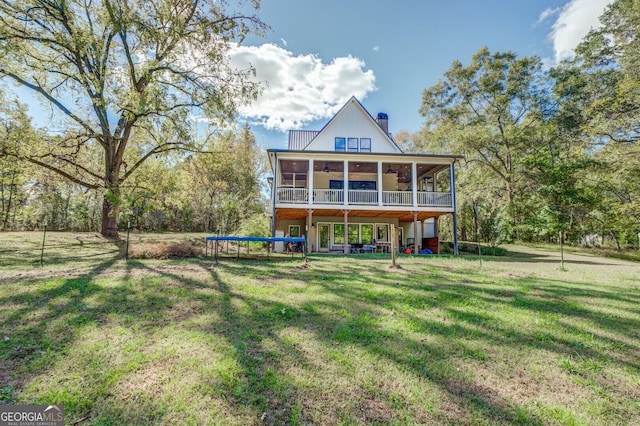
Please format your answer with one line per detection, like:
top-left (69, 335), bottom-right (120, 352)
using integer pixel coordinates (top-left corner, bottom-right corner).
top-left (0, 0), bottom-right (267, 235)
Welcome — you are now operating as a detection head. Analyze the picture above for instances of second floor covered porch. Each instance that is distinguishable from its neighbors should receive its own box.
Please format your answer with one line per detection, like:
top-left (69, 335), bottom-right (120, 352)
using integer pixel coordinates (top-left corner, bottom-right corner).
top-left (269, 153), bottom-right (458, 210)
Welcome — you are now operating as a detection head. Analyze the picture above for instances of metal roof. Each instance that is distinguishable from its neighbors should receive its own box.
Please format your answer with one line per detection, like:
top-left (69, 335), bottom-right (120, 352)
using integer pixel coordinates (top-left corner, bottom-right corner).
top-left (288, 130), bottom-right (319, 150)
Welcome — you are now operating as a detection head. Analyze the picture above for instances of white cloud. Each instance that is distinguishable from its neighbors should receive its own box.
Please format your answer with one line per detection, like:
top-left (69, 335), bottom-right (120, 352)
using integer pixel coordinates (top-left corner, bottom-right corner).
top-left (373, 45), bottom-right (380, 52)
top-left (280, 38), bottom-right (288, 47)
top-left (228, 43), bottom-right (376, 132)
top-left (548, 0), bottom-right (613, 63)
top-left (536, 7), bottom-right (560, 26)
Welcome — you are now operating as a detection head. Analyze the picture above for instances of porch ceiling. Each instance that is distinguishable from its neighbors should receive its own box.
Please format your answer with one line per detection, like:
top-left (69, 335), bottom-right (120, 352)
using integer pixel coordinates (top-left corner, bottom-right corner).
top-left (275, 208), bottom-right (446, 222)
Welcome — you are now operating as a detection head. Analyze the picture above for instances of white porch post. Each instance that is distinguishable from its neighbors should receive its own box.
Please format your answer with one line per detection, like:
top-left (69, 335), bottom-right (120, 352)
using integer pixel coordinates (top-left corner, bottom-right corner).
top-left (413, 211), bottom-right (419, 254)
top-left (412, 162), bottom-right (418, 207)
top-left (343, 210), bottom-right (349, 254)
top-left (377, 161), bottom-right (383, 206)
top-left (271, 154), bottom-right (278, 238)
top-left (434, 216), bottom-right (440, 254)
top-left (306, 209), bottom-right (313, 252)
top-left (450, 163), bottom-right (459, 255)
top-left (343, 160), bottom-right (348, 206)
top-left (308, 159), bottom-right (314, 206)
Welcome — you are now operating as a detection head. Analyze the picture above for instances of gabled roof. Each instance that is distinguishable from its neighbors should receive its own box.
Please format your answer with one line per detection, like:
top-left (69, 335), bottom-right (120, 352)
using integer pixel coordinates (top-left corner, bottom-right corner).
top-left (286, 96), bottom-right (403, 153)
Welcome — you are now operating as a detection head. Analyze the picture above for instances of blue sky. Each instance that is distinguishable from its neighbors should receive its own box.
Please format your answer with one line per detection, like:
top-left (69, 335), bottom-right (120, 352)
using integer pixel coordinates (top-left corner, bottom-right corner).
top-left (230, 0), bottom-right (613, 149)
top-left (7, 0), bottom-right (613, 150)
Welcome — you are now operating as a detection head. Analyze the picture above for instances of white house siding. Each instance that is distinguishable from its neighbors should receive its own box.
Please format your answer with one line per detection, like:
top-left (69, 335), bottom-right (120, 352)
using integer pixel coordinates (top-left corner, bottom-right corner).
top-left (304, 99), bottom-right (401, 153)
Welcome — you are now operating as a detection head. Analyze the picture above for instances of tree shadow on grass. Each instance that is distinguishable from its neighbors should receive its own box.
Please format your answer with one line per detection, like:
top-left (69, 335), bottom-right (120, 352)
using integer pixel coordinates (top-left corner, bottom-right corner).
top-left (193, 261), bottom-right (549, 424)
top-left (2, 255), bottom-right (639, 424)
top-left (0, 258), bottom-right (120, 401)
top-left (205, 258), bottom-right (640, 423)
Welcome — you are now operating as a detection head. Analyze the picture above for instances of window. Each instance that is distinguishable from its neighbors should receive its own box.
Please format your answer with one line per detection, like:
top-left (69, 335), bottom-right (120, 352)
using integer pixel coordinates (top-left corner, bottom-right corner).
top-left (361, 224), bottom-right (373, 244)
top-left (288, 225), bottom-right (300, 237)
top-left (335, 136), bottom-right (371, 152)
top-left (348, 224), bottom-right (359, 244)
top-left (328, 223), bottom-right (374, 245)
top-left (347, 137), bottom-right (359, 152)
top-left (333, 224), bottom-right (344, 244)
top-left (348, 180), bottom-right (376, 190)
top-left (330, 180), bottom-right (344, 189)
top-left (376, 224), bottom-right (388, 241)
top-left (330, 180), bottom-right (376, 190)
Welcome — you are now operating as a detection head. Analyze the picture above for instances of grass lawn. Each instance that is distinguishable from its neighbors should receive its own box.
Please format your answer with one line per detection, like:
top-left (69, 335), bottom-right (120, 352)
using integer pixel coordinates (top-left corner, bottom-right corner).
top-left (1, 232), bottom-right (639, 425)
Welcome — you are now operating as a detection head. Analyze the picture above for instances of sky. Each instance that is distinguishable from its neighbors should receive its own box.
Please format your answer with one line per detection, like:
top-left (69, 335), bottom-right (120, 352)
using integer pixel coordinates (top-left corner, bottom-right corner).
top-left (5, 0), bottom-right (614, 150)
top-left (229, 0), bottom-right (614, 149)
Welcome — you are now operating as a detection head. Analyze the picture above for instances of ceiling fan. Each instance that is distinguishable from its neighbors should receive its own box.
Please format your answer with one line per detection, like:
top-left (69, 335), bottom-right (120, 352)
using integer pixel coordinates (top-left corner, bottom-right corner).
top-left (322, 162), bottom-right (340, 173)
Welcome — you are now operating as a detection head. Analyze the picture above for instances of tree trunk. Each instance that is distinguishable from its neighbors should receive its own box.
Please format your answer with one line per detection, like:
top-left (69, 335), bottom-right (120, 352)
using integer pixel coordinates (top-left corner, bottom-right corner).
top-left (2, 169), bottom-right (16, 231)
top-left (101, 153), bottom-right (121, 237)
top-left (472, 202), bottom-right (479, 243)
top-left (101, 195), bottom-right (118, 237)
top-left (610, 230), bottom-right (621, 250)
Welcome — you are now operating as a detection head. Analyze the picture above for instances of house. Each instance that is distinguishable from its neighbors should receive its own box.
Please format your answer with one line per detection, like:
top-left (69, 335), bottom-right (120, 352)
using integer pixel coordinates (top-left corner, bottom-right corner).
top-left (267, 96), bottom-right (461, 254)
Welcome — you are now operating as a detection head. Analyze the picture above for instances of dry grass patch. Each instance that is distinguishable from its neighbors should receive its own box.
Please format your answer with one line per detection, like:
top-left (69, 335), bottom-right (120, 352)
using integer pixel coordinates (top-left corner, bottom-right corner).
top-left (128, 242), bottom-right (203, 259)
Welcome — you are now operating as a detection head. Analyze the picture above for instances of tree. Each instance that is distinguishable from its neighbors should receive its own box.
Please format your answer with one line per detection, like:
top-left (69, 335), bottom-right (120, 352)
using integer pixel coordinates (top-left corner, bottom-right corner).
top-left (574, 0), bottom-right (640, 143)
top-left (570, 0), bottom-right (640, 247)
top-left (178, 124), bottom-right (265, 233)
top-left (0, 92), bottom-right (34, 230)
top-left (0, 0), bottom-right (266, 236)
top-left (418, 47), bottom-right (549, 240)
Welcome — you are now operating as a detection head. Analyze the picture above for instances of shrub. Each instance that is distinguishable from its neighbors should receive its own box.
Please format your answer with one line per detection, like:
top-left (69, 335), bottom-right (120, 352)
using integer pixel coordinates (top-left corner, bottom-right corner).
top-left (127, 242), bottom-right (202, 259)
top-left (480, 245), bottom-right (507, 256)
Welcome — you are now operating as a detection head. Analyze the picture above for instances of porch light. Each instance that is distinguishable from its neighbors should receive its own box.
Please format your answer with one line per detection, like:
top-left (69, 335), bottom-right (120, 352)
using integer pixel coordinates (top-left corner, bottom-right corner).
top-left (386, 165), bottom-right (394, 174)
top-left (322, 163), bottom-right (330, 173)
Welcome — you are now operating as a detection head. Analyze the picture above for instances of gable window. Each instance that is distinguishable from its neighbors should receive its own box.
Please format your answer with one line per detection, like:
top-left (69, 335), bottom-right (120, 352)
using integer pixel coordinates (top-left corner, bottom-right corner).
top-left (360, 138), bottom-right (371, 152)
top-left (347, 137), bottom-right (359, 152)
top-left (335, 137), bottom-right (346, 151)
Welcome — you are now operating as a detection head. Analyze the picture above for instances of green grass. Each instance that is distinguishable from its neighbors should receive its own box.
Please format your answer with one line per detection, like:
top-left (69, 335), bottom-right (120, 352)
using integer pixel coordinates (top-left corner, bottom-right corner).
top-left (1, 233), bottom-right (639, 425)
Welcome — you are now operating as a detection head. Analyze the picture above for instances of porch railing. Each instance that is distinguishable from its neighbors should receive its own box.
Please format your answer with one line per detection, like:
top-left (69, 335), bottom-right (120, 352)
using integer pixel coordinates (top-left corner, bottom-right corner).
top-left (417, 191), bottom-right (452, 207)
top-left (382, 191), bottom-right (412, 206)
top-left (277, 187), bottom-right (308, 204)
top-left (275, 187), bottom-right (453, 208)
top-left (313, 189), bottom-right (343, 204)
top-left (348, 190), bottom-right (378, 205)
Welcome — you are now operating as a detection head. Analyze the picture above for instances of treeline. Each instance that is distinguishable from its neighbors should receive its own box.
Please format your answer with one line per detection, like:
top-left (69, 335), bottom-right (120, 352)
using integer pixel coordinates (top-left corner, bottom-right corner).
top-left (2, 0), bottom-right (638, 249)
top-left (407, 0), bottom-right (639, 249)
top-left (0, 124), bottom-right (269, 235)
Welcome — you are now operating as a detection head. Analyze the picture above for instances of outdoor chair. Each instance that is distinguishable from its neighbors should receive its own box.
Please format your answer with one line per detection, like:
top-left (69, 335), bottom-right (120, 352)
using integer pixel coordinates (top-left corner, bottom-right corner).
top-left (350, 243), bottom-right (364, 253)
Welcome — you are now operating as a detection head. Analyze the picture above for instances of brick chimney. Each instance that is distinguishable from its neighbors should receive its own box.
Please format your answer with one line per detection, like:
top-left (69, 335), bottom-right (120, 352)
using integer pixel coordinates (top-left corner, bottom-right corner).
top-left (376, 112), bottom-right (389, 134)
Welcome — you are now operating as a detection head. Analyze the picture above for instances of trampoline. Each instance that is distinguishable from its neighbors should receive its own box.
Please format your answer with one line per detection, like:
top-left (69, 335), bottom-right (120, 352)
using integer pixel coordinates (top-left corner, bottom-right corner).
top-left (204, 236), bottom-right (307, 260)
